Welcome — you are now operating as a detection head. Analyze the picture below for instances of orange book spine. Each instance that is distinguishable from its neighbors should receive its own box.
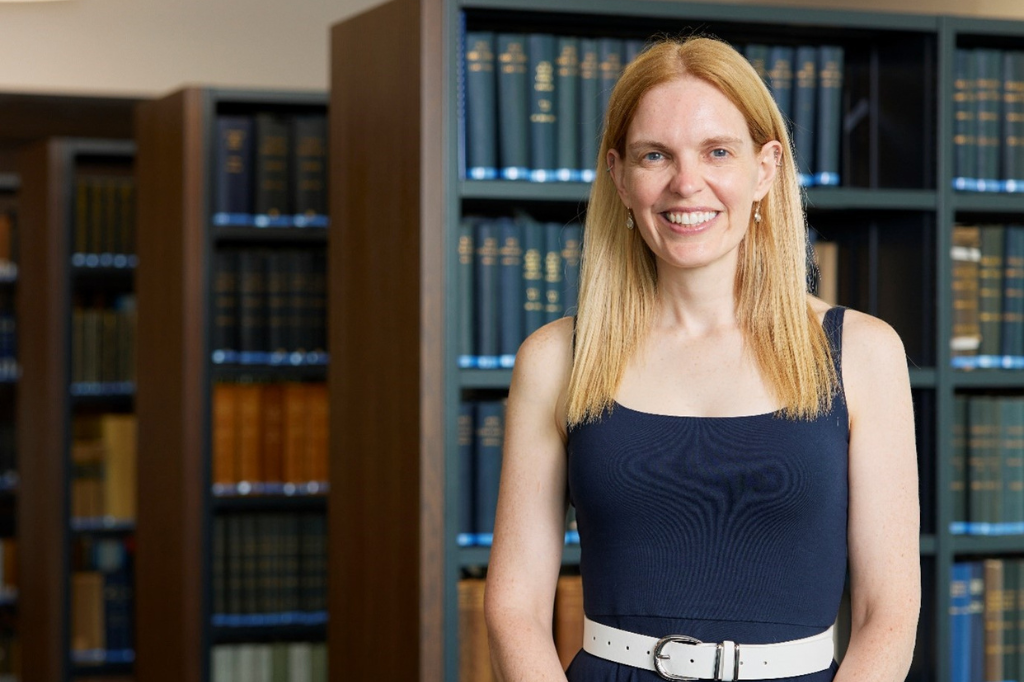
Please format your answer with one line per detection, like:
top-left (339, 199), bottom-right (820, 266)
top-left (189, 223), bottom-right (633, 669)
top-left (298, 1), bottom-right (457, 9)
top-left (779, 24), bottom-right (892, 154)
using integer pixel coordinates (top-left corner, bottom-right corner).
top-left (262, 383), bottom-right (285, 486)
top-left (236, 383), bottom-right (264, 486)
top-left (304, 383), bottom-right (329, 484)
top-left (283, 382), bottom-right (307, 484)
top-left (211, 383), bottom-right (239, 488)
top-left (554, 575), bottom-right (585, 669)
top-left (458, 578), bottom-right (494, 682)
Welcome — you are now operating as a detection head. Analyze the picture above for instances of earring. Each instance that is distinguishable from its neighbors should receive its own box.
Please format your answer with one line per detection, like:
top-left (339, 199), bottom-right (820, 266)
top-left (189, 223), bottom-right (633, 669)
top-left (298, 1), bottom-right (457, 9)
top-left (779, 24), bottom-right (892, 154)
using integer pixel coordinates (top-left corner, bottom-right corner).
top-left (753, 203), bottom-right (762, 224)
top-left (626, 209), bottom-right (635, 230)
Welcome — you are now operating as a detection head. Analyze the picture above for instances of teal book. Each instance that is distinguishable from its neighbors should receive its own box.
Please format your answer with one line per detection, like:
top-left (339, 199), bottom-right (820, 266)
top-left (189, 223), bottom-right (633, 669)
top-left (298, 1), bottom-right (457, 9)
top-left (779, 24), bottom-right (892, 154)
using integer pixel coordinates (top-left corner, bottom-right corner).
top-left (555, 36), bottom-right (580, 181)
top-left (474, 401), bottom-right (505, 546)
top-left (497, 33), bottom-right (530, 180)
top-left (497, 216), bottom-right (523, 365)
top-left (560, 223), bottom-right (582, 316)
top-left (969, 562), bottom-right (985, 680)
top-left (579, 38), bottom-right (600, 182)
top-left (1001, 398), bottom-right (1024, 535)
top-left (952, 395), bottom-right (968, 534)
top-left (1003, 51), bottom-right (1024, 191)
top-left (951, 563), bottom-right (973, 682)
top-left (457, 218), bottom-right (475, 367)
top-left (457, 402), bottom-right (474, 547)
top-left (767, 45), bottom-right (795, 130)
top-left (520, 214), bottom-right (546, 338)
top-left (597, 38), bottom-right (624, 137)
top-left (626, 39), bottom-right (645, 64)
top-left (290, 115), bottom-right (328, 224)
top-left (744, 44), bottom-right (770, 84)
top-left (253, 113), bottom-right (292, 225)
top-left (528, 33), bottom-right (557, 182)
top-left (464, 31), bottom-right (498, 180)
top-left (968, 396), bottom-right (1001, 534)
top-left (975, 48), bottom-right (1004, 192)
top-left (793, 45), bottom-right (817, 187)
top-left (954, 49), bottom-right (979, 190)
top-left (544, 222), bottom-right (563, 324)
top-left (815, 46), bottom-right (843, 186)
top-left (979, 224), bottom-right (1006, 361)
top-left (1001, 224), bottom-right (1024, 359)
top-left (474, 219), bottom-right (500, 367)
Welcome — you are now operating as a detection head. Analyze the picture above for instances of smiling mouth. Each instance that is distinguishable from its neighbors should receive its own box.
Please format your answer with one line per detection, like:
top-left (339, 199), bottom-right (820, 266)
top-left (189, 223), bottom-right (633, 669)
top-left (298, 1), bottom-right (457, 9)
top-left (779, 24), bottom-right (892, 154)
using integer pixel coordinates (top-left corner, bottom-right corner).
top-left (663, 210), bottom-right (720, 227)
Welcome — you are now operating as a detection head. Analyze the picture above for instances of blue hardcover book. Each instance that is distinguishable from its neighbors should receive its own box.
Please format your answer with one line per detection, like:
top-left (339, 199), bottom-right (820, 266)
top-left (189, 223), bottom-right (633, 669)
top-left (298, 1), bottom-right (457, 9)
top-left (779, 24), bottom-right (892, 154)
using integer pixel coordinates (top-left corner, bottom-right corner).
top-left (544, 222), bottom-right (564, 324)
top-left (458, 402), bottom-right (475, 547)
top-left (497, 217), bottom-right (524, 366)
top-left (497, 34), bottom-right (530, 180)
top-left (214, 116), bottom-right (254, 225)
top-left (793, 45), bottom-right (817, 187)
top-left (555, 36), bottom-right (580, 182)
top-left (1001, 225), bottom-right (1024, 359)
top-left (579, 38), bottom-right (600, 182)
top-left (744, 44), bottom-right (770, 83)
top-left (625, 39), bottom-right (645, 65)
top-left (952, 395), bottom-right (969, 534)
top-left (767, 45), bottom-right (795, 130)
top-left (951, 562), bottom-right (972, 682)
top-left (474, 220), bottom-right (500, 368)
top-left (560, 223), bottom-right (582, 317)
top-left (1002, 52), bottom-right (1024, 191)
top-left (474, 400), bottom-right (505, 546)
top-left (954, 49), bottom-right (979, 190)
top-left (464, 31), bottom-right (498, 180)
top-left (597, 38), bottom-right (624, 137)
top-left (975, 49), bottom-right (1004, 192)
top-left (520, 214), bottom-right (546, 339)
top-left (528, 33), bottom-right (557, 182)
top-left (815, 46), bottom-right (844, 187)
top-left (1002, 398), bottom-right (1024, 535)
top-left (968, 562), bottom-right (985, 682)
top-left (458, 218), bottom-right (476, 368)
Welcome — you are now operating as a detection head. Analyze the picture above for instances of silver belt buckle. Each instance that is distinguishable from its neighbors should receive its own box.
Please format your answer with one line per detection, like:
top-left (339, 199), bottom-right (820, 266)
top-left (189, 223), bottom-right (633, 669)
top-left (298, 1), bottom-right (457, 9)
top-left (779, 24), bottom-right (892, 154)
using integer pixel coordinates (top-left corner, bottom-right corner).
top-left (652, 634), bottom-right (703, 681)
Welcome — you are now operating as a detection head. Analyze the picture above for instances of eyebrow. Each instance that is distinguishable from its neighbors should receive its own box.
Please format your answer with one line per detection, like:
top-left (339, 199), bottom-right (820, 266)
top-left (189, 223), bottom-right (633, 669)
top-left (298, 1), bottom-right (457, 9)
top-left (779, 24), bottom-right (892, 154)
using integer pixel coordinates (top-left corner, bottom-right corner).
top-left (627, 135), bottom-right (747, 154)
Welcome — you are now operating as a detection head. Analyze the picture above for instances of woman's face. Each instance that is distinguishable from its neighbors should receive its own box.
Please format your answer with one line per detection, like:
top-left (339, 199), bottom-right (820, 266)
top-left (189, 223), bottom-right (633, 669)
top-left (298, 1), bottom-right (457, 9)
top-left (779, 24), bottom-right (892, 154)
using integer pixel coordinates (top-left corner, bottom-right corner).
top-left (608, 75), bottom-right (780, 276)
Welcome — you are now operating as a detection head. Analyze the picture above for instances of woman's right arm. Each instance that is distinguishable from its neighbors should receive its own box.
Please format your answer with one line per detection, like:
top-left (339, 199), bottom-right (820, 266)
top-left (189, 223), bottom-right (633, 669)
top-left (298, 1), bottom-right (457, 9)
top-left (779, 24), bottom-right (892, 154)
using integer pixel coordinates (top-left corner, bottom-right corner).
top-left (485, 317), bottom-right (576, 682)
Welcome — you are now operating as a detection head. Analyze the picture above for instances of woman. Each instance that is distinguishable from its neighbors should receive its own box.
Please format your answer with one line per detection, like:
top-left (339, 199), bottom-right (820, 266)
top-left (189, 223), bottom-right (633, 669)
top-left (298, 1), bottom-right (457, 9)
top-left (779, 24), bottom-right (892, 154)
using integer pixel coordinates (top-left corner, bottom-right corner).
top-left (484, 36), bottom-right (919, 682)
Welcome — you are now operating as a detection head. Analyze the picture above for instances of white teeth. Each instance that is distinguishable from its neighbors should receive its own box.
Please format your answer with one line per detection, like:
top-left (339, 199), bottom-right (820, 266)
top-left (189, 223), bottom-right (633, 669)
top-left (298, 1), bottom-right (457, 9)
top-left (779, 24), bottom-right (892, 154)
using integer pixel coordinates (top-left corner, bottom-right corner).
top-left (665, 211), bottom-right (718, 226)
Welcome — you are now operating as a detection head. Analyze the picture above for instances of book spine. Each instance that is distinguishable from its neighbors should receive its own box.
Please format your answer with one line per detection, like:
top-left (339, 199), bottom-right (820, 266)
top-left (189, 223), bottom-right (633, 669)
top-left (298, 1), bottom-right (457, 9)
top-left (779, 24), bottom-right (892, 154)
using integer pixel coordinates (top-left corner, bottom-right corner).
top-left (528, 33), bottom-right (557, 182)
top-left (544, 222), bottom-right (563, 324)
top-left (1003, 52), bottom-right (1024, 191)
top-left (497, 34), bottom-right (530, 180)
top-left (283, 383), bottom-right (307, 485)
top-left (953, 395), bottom-right (969, 534)
top-left (214, 117), bottom-right (254, 222)
top-left (213, 515), bottom-right (227, 616)
top-left (458, 402), bottom-right (474, 547)
top-left (578, 38), bottom-right (600, 181)
top-left (308, 250), bottom-right (327, 355)
top-left (288, 250), bottom-right (312, 354)
top-left (458, 578), bottom-right (495, 682)
top-left (970, 562), bottom-right (986, 681)
top-left (266, 251), bottom-right (289, 355)
top-left (597, 38), bottom-right (624, 138)
top-left (976, 49), bottom-right (1005, 191)
top-left (521, 215), bottom-right (545, 339)
top-left (290, 115), bottom-right (328, 223)
top-left (304, 383), bottom-right (329, 485)
top-left (815, 46), bottom-right (844, 186)
top-left (212, 383), bottom-right (238, 492)
top-left (980, 225), bottom-right (1006, 359)
top-left (474, 401), bottom-right (504, 545)
top-left (985, 559), bottom-right (1006, 680)
top-left (968, 396), bottom-right (991, 534)
top-left (226, 514), bottom-right (243, 616)
top-left (561, 223), bottom-right (582, 316)
top-left (474, 220), bottom-right (500, 366)
top-left (464, 32), bottom-right (498, 180)
top-left (952, 224), bottom-right (983, 360)
top-left (793, 45), bottom-right (818, 187)
top-left (236, 383), bottom-right (264, 489)
top-left (1003, 225), bottom-right (1024, 358)
top-left (1009, 398), bottom-right (1024, 535)
top-left (254, 114), bottom-right (292, 223)
top-left (767, 45), bottom-right (795, 129)
top-left (458, 218), bottom-right (475, 367)
top-left (555, 37), bottom-right (580, 181)
top-left (955, 49), bottom-right (979, 190)
top-left (238, 249), bottom-right (268, 360)
top-left (744, 44), bottom-right (770, 83)
top-left (951, 562), bottom-right (971, 682)
top-left (554, 575), bottom-right (584, 670)
top-left (497, 217), bottom-right (523, 365)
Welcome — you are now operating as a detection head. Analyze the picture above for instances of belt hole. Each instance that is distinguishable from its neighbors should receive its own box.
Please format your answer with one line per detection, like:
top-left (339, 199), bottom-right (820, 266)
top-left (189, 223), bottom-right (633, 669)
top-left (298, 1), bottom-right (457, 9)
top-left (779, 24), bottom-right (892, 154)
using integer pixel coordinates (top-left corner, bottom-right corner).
top-left (625, 646), bottom-right (630, 651)
top-left (607, 641), bottom-right (611, 646)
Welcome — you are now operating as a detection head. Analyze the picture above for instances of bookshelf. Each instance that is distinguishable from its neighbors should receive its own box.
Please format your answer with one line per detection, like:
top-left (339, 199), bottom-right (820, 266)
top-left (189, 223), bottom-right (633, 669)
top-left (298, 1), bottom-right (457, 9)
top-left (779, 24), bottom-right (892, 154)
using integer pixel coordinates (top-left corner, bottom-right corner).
top-left (134, 87), bottom-right (329, 682)
top-left (17, 138), bottom-right (137, 682)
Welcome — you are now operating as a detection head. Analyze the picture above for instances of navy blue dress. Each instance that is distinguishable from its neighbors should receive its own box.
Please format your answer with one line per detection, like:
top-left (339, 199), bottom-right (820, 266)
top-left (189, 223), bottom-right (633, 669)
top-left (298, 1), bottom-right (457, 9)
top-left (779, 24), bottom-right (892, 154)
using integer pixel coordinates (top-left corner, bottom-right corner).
top-left (564, 307), bottom-right (849, 681)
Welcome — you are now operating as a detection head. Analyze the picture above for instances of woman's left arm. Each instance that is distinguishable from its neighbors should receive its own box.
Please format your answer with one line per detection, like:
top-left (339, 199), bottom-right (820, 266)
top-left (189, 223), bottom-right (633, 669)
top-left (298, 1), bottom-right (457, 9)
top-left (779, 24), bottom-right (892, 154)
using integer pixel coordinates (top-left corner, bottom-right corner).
top-left (833, 311), bottom-right (921, 682)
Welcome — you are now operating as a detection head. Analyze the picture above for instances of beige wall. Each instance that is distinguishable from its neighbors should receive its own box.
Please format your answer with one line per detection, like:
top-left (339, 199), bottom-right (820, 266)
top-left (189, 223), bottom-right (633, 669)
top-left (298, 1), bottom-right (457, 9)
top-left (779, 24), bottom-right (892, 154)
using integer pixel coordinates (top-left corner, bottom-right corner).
top-left (2, 0), bottom-right (1024, 98)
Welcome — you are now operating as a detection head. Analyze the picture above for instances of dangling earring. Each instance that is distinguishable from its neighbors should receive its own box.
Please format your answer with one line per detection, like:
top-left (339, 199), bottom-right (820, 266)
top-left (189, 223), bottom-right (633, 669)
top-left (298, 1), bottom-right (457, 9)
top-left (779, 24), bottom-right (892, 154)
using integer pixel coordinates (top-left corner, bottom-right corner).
top-left (626, 208), bottom-right (635, 230)
top-left (753, 202), bottom-right (762, 224)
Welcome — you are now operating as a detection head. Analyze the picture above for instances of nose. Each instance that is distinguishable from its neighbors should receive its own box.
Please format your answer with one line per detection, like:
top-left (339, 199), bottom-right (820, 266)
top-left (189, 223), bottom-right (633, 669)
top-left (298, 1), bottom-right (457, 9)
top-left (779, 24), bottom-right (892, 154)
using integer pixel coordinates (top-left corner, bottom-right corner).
top-left (669, 154), bottom-right (703, 196)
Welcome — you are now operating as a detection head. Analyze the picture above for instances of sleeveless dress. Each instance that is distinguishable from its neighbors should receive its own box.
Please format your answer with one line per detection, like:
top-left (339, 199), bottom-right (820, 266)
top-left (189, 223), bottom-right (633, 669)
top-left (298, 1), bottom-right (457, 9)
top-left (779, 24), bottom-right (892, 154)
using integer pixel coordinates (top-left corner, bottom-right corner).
top-left (564, 307), bottom-right (849, 682)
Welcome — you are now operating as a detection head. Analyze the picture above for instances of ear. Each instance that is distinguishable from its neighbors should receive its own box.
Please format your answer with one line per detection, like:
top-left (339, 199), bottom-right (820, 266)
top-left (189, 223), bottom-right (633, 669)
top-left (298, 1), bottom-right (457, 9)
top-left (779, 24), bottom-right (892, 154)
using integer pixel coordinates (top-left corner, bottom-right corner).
top-left (606, 148), bottom-right (631, 206)
top-left (753, 140), bottom-right (783, 201)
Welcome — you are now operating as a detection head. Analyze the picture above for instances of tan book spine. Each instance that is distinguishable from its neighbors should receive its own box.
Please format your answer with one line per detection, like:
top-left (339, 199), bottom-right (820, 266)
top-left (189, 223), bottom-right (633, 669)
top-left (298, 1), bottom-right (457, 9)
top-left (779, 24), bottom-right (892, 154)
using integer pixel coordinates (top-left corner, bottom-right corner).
top-left (212, 383), bottom-right (239, 488)
top-left (303, 383), bottom-right (329, 484)
top-left (554, 575), bottom-right (584, 670)
top-left (262, 383), bottom-right (285, 486)
top-left (236, 383), bottom-right (264, 486)
top-left (101, 414), bottom-right (138, 521)
top-left (283, 383), bottom-right (307, 485)
top-left (458, 578), bottom-right (494, 682)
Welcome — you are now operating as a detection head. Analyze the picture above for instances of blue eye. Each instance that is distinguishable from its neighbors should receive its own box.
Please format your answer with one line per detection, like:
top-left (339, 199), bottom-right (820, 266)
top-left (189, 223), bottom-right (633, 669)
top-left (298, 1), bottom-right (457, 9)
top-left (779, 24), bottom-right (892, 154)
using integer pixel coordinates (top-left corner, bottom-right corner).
top-left (644, 151), bottom-right (663, 162)
top-left (710, 148), bottom-right (730, 159)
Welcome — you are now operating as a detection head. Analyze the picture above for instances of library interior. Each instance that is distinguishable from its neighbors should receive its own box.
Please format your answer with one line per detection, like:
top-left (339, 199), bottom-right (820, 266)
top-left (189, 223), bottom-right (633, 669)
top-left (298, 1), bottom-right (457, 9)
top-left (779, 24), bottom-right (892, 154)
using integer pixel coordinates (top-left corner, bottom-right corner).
top-left (2, 0), bottom-right (1023, 680)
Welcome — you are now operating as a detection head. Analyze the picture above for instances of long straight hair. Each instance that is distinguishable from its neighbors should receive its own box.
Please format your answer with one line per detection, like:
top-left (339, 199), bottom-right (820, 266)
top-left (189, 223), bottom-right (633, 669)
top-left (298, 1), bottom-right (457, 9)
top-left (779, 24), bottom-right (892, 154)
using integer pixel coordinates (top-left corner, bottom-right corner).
top-left (566, 37), bottom-right (837, 426)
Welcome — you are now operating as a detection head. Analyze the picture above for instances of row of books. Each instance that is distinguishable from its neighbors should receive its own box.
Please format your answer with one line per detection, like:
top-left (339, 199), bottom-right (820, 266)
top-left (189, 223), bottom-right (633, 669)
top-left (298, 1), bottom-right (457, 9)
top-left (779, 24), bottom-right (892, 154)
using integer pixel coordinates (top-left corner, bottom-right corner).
top-left (211, 641), bottom-right (326, 682)
top-left (214, 114), bottom-right (328, 227)
top-left (458, 215), bottom-right (581, 368)
top-left (950, 559), bottom-right (1024, 682)
top-left (213, 248), bottom-right (327, 365)
top-left (211, 512), bottom-right (327, 624)
top-left (74, 174), bottom-right (136, 259)
top-left (70, 537), bottom-right (133, 662)
top-left (212, 382), bottom-right (328, 496)
top-left (953, 48), bottom-right (1024, 192)
top-left (458, 575), bottom-right (583, 681)
top-left (71, 294), bottom-right (136, 386)
top-left (461, 31), bottom-right (842, 187)
top-left (71, 414), bottom-right (137, 525)
top-left (951, 224), bottom-right (1024, 369)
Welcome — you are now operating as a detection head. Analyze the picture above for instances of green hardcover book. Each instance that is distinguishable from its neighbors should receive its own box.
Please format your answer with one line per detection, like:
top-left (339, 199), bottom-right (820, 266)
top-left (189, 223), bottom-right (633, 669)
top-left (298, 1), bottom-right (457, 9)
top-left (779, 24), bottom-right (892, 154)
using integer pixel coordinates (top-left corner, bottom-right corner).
top-left (497, 217), bottom-right (523, 365)
top-left (560, 223), bottom-right (582, 316)
top-left (1000, 398), bottom-right (1024, 534)
top-left (238, 249), bottom-right (268, 358)
top-left (767, 45), bottom-right (795, 130)
top-left (464, 31), bottom-right (498, 180)
top-left (1004, 560), bottom-right (1020, 680)
top-left (290, 115), bottom-right (328, 224)
top-left (311, 642), bottom-right (327, 682)
top-left (969, 396), bottom-right (1000, 534)
top-left (497, 33), bottom-right (530, 180)
top-left (979, 224), bottom-right (1006, 360)
top-left (520, 214), bottom-right (545, 338)
top-left (528, 33), bottom-right (557, 182)
top-left (579, 38), bottom-right (600, 181)
top-left (226, 514), bottom-right (243, 616)
top-left (458, 217), bottom-right (475, 367)
top-left (597, 38), bottom-right (624, 136)
top-left (955, 49), bottom-right (979, 189)
top-left (254, 113), bottom-right (292, 224)
top-left (288, 642), bottom-right (314, 682)
top-left (211, 645), bottom-right (235, 682)
top-left (793, 45), bottom-right (817, 187)
top-left (815, 46), bottom-right (843, 186)
top-left (744, 44), bottom-right (770, 83)
top-left (976, 49), bottom-right (1005, 192)
top-left (544, 222), bottom-right (563, 324)
top-left (1002, 225), bottom-right (1024, 358)
top-left (555, 36), bottom-right (580, 181)
top-left (952, 224), bottom-right (982, 361)
top-left (953, 395), bottom-right (969, 533)
top-left (1003, 51), bottom-right (1024, 191)
top-left (474, 400), bottom-right (505, 545)
top-left (986, 559), bottom-right (1007, 681)
top-left (1016, 560), bottom-right (1024, 682)
top-left (280, 513), bottom-right (301, 614)
top-left (474, 219), bottom-right (500, 366)
top-left (271, 642), bottom-right (289, 682)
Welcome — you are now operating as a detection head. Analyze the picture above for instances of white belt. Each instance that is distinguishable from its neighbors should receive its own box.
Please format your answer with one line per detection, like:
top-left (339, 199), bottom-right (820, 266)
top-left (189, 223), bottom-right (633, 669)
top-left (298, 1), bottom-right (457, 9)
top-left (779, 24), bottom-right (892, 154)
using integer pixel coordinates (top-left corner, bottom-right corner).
top-left (583, 617), bottom-right (834, 681)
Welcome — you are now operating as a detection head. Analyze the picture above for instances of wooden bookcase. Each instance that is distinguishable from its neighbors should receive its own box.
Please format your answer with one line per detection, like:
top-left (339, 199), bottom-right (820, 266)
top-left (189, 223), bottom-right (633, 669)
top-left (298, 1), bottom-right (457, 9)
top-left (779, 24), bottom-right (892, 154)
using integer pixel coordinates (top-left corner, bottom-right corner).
top-left (0, 174), bottom-right (17, 682)
top-left (17, 137), bottom-right (137, 682)
top-left (327, 1), bottom-right (980, 681)
top-left (134, 87), bottom-right (330, 682)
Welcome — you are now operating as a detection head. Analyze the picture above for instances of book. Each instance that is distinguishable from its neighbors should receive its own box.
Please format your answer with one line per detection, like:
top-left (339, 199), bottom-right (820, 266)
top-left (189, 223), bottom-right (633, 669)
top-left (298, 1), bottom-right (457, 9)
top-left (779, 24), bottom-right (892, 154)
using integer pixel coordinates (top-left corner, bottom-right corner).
top-left (71, 571), bottom-right (105, 653)
top-left (101, 414), bottom-right (137, 521)
top-left (968, 396), bottom-right (1000, 534)
top-left (1003, 51), bottom-right (1024, 191)
top-left (254, 113), bottom-right (292, 223)
top-left (1003, 225), bottom-right (1024, 358)
top-left (458, 218), bottom-right (475, 367)
top-left (970, 562), bottom-right (986, 681)
top-left (984, 559), bottom-right (1006, 680)
top-left (291, 115), bottom-right (328, 223)
top-left (520, 214), bottom-right (545, 339)
top-left (307, 250), bottom-right (328, 355)
top-left (497, 217), bottom-right (523, 367)
top-left (579, 38), bottom-right (600, 181)
top-left (458, 579), bottom-right (494, 682)
top-left (474, 401), bottom-right (504, 545)
top-left (544, 222), bottom-right (563, 324)
top-left (236, 382), bottom-right (264, 489)
top-left (262, 385), bottom-right (287, 485)
top-left (951, 563), bottom-right (972, 682)
top-left (238, 249), bottom-right (268, 361)
top-left (458, 402), bottom-right (474, 547)
top-left (793, 45), bottom-right (817, 186)
top-left (554, 575), bottom-right (584, 669)
top-left (497, 33), bottom-right (530, 180)
top-left (528, 33), bottom-right (557, 182)
top-left (952, 395), bottom-right (968, 534)
top-left (976, 49), bottom-right (1004, 192)
top-left (951, 224), bottom-right (982, 361)
top-left (266, 251), bottom-right (290, 355)
top-left (597, 38), bottom-right (624, 135)
top-left (812, 240), bottom-right (839, 306)
top-left (954, 49), bottom-right (979, 190)
top-left (214, 116), bottom-right (254, 222)
top-left (560, 223), bottom-right (582, 316)
top-left (815, 46), bottom-right (843, 186)
top-left (303, 382), bottom-right (329, 485)
top-left (744, 44), bottom-right (770, 83)
top-left (555, 36), bottom-right (580, 181)
top-left (464, 31), bottom-right (498, 180)
top-left (283, 382), bottom-right (308, 486)
top-left (287, 249), bottom-right (313, 355)
top-left (767, 46), bottom-right (795, 131)
top-left (1000, 398), bottom-right (1024, 534)
top-left (212, 382), bottom-right (239, 491)
top-left (979, 225), bottom-right (1006, 360)
top-left (474, 219), bottom-right (500, 367)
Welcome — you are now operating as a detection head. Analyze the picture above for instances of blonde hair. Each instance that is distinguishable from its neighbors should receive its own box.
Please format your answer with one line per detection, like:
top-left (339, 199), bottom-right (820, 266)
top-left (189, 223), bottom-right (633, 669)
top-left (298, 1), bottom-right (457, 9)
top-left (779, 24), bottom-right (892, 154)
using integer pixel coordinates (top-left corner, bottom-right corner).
top-left (567, 36), bottom-right (837, 426)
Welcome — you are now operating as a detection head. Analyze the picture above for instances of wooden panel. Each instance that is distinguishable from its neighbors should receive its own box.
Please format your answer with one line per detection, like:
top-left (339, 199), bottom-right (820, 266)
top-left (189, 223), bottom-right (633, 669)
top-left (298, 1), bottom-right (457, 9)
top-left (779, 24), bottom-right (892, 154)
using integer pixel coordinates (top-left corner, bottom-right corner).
top-left (17, 139), bottom-right (71, 682)
top-left (134, 88), bottom-right (207, 682)
top-left (329, 0), bottom-right (446, 679)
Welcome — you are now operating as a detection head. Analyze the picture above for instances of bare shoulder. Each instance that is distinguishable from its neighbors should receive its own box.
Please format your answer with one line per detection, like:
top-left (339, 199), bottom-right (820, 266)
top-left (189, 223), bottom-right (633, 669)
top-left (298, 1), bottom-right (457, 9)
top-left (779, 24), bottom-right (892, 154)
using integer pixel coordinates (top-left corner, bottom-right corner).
top-left (835, 308), bottom-right (911, 422)
top-left (509, 317), bottom-right (575, 420)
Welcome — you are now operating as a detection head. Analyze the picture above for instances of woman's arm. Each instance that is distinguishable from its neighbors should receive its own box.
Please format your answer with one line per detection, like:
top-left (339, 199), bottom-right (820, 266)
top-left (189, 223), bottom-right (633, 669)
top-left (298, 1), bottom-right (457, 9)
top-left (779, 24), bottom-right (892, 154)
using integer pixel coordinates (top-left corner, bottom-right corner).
top-left (834, 311), bottom-right (921, 681)
top-left (485, 318), bottom-right (576, 682)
